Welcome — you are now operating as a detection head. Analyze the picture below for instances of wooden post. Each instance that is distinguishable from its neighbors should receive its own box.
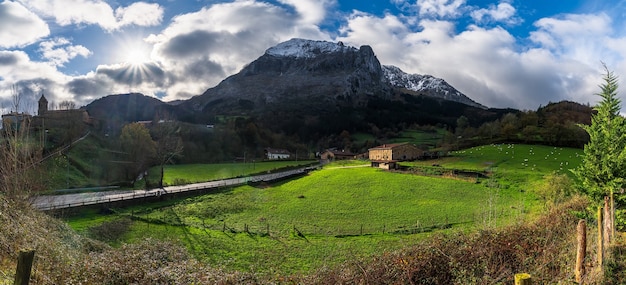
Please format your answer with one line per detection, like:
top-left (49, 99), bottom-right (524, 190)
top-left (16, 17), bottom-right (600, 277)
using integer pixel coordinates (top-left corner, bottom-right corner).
top-left (14, 250), bottom-right (35, 285)
top-left (604, 196), bottom-right (611, 245)
top-left (610, 190), bottom-right (615, 239)
top-left (575, 219), bottom-right (586, 284)
top-left (598, 206), bottom-right (604, 268)
top-left (514, 273), bottom-right (532, 285)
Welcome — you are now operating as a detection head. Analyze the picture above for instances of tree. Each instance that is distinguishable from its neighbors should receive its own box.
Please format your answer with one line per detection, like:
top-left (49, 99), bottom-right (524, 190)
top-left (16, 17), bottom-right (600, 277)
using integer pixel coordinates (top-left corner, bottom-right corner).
top-left (151, 122), bottom-right (184, 188)
top-left (58, 100), bottom-right (76, 110)
top-left (120, 123), bottom-right (156, 186)
top-left (0, 85), bottom-right (44, 202)
top-left (574, 65), bottom-right (626, 201)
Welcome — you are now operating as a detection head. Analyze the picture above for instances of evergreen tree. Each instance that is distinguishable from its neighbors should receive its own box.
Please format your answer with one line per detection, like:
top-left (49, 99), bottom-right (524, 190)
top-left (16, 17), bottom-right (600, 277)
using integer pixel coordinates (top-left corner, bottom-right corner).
top-left (574, 65), bottom-right (626, 201)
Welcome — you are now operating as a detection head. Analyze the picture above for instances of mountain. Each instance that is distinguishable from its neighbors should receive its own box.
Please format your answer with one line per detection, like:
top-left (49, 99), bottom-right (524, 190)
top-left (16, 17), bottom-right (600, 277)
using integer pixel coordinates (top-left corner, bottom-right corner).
top-left (181, 38), bottom-right (483, 116)
top-left (86, 39), bottom-right (503, 144)
top-left (83, 93), bottom-right (173, 133)
top-left (182, 39), bottom-right (389, 116)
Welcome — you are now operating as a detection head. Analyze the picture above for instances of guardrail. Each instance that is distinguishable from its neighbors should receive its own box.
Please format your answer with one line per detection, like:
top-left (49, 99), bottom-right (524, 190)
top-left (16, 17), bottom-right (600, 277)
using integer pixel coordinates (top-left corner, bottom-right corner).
top-left (33, 166), bottom-right (317, 211)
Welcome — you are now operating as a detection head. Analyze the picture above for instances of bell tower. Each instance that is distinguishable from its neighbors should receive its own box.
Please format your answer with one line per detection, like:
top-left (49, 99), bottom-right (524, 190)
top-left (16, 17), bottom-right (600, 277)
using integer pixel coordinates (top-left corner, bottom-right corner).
top-left (38, 93), bottom-right (48, 116)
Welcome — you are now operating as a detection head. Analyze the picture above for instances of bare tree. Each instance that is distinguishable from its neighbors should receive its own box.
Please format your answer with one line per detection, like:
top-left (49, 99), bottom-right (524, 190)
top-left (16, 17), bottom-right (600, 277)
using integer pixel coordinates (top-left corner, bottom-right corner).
top-left (58, 100), bottom-right (76, 110)
top-left (151, 119), bottom-right (184, 188)
top-left (0, 86), bottom-right (44, 203)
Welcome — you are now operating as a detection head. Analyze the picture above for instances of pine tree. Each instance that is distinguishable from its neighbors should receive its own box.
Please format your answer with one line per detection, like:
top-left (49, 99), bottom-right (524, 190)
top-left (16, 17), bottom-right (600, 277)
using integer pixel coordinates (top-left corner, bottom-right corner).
top-left (574, 65), bottom-right (626, 201)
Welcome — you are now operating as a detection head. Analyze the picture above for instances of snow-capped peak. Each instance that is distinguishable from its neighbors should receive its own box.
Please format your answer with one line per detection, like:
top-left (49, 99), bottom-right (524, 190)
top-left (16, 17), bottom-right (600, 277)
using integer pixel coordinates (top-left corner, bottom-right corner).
top-left (266, 38), bottom-right (357, 58)
top-left (382, 65), bottom-right (486, 109)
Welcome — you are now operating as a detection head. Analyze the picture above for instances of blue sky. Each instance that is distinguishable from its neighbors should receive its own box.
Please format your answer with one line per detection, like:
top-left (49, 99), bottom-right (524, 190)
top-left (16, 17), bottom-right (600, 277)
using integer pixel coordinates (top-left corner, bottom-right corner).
top-left (1, 0), bottom-right (625, 113)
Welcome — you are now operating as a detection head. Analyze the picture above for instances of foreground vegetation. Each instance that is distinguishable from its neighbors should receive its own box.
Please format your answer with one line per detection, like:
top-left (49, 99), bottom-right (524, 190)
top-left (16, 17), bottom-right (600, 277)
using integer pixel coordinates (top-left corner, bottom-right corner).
top-left (1, 190), bottom-right (598, 284)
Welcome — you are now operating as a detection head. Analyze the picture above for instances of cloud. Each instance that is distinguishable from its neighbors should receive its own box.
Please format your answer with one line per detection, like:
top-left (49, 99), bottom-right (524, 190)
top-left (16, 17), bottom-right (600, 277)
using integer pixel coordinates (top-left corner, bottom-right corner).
top-left (337, 11), bottom-right (606, 109)
top-left (277, 0), bottom-right (335, 25)
top-left (115, 2), bottom-right (164, 27)
top-left (416, 0), bottom-right (466, 18)
top-left (0, 1), bottom-right (49, 48)
top-left (530, 13), bottom-right (616, 62)
top-left (470, 2), bottom-right (521, 25)
top-left (39, 38), bottom-right (92, 67)
top-left (0, 50), bottom-right (75, 111)
top-left (18, 0), bottom-right (163, 31)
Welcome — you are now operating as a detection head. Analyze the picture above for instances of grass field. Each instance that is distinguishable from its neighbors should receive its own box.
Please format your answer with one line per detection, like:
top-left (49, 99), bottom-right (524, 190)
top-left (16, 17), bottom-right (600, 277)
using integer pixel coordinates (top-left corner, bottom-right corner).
top-left (352, 128), bottom-right (444, 148)
top-left (389, 129), bottom-right (445, 147)
top-left (146, 160), bottom-right (316, 186)
top-left (65, 143), bottom-right (564, 275)
top-left (403, 144), bottom-right (582, 195)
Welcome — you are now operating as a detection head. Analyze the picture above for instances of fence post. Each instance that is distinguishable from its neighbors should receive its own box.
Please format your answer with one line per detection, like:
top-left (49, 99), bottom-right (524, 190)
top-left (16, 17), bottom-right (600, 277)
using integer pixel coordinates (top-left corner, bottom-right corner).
top-left (514, 273), bottom-right (531, 285)
top-left (598, 206), bottom-right (603, 268)
top-left (13, 249), bottom-right (35, 285)
top-left (610, 190), bottom-right (615, 239)
top-left (604, 196), bottom-right (611, 246)
top-left (575, 219), bottom-right (586, 284)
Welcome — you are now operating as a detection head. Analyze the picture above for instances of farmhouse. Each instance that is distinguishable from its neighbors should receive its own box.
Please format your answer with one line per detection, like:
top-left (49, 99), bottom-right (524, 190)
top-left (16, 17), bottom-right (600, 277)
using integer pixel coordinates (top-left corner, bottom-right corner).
top-left (265, 148), bottom-right (291, 160)
top-left (369, 143), bottom-right (422, 169)
top-left (320, 149), bottom-right (355, 161)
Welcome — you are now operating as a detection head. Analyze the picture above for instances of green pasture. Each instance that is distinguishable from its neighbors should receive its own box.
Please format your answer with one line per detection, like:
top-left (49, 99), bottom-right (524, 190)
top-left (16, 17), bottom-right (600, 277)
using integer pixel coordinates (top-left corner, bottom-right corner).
top-left (67, 161), bottom-right (535, 275)
top-left (146, 160), bottom-right (316, 186)
top-left (352, 128), bottom-right (444, 147)
top-left (389, 129), bottom-right (445, 147)
top-left (403, 144), bottom-right (582, 191)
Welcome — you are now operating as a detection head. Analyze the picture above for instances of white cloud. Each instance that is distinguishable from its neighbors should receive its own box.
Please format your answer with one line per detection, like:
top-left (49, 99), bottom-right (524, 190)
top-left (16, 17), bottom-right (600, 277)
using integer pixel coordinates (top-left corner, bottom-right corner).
top-left (530, 14), bottom-right (619, 66)
top-left (470, 2), bottom-right (521, 25)
top-left (417, 0), bottom-right (466, 18)
top-left (0, 50), bottom-right (76, 111)
top-left (277, 0), bottom-right (335, 25)
top-left (337, 11), bottom-right (609, 109)
top-left (115, 2), bottom-right (163, 27)
top-left (0, 1), bottom-right (49, 48)
top-left (39, 38), bottom-right (91, 67)
top-left (18, 0), bottom-right (163, 31)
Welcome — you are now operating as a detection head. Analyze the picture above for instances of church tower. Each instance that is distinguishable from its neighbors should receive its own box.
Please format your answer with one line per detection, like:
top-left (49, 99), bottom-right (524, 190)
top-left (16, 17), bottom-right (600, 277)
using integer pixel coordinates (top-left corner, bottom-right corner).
top-left (38, 93), bottom-right (48, 116)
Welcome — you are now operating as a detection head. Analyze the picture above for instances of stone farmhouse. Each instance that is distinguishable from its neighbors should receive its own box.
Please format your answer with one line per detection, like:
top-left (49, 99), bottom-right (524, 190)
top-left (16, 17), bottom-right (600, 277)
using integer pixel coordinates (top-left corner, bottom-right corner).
top-left (368, 143), bottom-right (422, 169)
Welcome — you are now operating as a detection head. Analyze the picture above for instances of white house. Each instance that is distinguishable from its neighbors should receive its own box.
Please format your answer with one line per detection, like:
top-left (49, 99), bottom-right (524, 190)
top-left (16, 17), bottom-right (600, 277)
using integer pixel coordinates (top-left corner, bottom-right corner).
top-left (265, 148), bottom-right (291, 160)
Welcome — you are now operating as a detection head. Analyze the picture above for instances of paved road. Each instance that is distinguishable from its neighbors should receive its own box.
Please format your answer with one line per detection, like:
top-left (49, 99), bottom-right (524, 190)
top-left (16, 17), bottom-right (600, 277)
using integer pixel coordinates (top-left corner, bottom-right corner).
top-left (32, 166), bottom-right (316, 211)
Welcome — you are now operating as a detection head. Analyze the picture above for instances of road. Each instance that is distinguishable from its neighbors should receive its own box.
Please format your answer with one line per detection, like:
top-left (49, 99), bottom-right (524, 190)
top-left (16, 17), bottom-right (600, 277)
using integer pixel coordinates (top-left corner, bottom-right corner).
top-left (32, 166), bottom-right (316, 211)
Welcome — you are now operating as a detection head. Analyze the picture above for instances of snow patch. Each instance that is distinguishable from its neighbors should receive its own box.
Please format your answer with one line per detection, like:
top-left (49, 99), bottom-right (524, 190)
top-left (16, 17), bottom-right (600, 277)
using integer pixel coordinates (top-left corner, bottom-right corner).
top-left (383, 65), bottom-right (486, 109)
top-left (266, 38), bottom-right (357, 58)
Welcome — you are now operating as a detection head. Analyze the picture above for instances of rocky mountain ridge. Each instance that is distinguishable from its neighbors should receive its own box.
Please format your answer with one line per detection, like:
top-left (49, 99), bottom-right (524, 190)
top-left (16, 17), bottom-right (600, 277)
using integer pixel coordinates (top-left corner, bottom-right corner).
top-left (183, 38), bottom-right (484, 115)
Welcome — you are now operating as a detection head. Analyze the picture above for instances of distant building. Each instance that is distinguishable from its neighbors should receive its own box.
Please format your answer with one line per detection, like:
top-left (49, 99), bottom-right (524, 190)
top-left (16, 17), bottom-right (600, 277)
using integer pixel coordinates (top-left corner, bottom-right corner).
top-left (1, 112), bottom-right (32, 132)
top-left (33, 94), bottom-right (90, 130)
top-left (368, 143), bottom-right (422, 169)
top-left (320, 149), bottom-right (355, 161)
top-left (265, 148), bottom-right (291, 160)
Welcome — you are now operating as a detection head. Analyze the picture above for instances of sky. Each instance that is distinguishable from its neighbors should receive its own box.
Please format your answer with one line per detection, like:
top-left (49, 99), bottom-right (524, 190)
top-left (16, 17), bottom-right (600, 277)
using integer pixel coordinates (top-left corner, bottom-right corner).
top-left (1, 0), bottom-right (626, 114)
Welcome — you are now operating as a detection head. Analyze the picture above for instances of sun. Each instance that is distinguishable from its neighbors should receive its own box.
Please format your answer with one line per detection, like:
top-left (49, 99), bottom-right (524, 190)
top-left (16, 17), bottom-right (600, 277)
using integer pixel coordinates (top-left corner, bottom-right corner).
top-left (122, 47), bottom-right (151, 66)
